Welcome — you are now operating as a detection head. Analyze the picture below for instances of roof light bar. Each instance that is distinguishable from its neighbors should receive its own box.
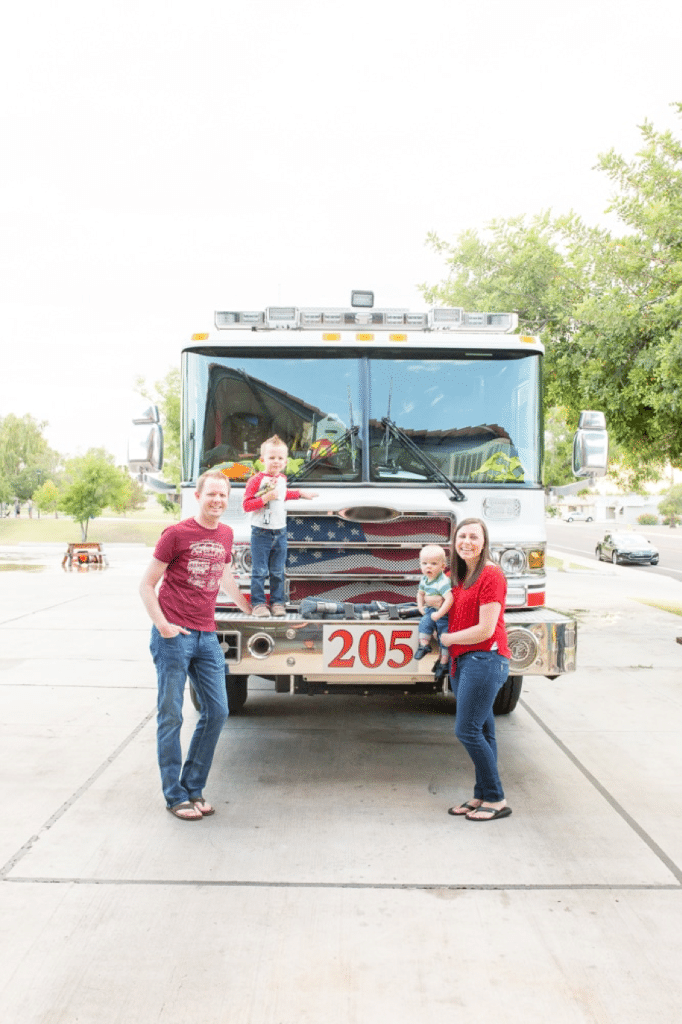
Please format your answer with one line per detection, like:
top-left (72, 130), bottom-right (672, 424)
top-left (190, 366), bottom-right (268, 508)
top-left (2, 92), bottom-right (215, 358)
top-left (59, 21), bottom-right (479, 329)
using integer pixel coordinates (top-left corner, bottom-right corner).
top-left (214, 307), bottom-right (518, 332)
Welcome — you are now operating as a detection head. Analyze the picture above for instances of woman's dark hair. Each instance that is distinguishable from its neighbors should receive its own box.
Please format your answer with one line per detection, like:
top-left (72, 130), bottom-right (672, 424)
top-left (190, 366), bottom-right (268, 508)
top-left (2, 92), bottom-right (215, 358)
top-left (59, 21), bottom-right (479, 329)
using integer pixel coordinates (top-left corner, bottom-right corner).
top-left (450, 518), bottom-right (492, 588)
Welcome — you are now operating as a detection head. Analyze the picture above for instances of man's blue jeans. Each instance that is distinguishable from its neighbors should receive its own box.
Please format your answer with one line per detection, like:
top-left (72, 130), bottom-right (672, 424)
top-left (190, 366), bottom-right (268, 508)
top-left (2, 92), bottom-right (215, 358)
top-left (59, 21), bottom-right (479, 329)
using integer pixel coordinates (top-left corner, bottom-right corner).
top-left (451, 650), bottom-right (510, 802)
top-left (150, 626), bottom-right (228, 808)
top-left (250, 526), bottom-right (287, 606)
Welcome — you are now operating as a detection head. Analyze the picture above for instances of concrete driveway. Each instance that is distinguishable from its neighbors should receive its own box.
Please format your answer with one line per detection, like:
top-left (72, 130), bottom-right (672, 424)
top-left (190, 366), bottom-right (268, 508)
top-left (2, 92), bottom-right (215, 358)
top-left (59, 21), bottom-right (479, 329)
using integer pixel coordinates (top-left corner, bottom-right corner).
top-left (1, 543), bottom-right (681, 1023)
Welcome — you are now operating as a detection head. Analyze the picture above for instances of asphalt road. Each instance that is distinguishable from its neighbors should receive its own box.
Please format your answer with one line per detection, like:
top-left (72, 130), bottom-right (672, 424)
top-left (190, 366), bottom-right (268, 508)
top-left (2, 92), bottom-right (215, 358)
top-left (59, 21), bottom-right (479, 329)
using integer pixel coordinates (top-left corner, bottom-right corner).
top-left (546, 519), bottom-right (682, 584)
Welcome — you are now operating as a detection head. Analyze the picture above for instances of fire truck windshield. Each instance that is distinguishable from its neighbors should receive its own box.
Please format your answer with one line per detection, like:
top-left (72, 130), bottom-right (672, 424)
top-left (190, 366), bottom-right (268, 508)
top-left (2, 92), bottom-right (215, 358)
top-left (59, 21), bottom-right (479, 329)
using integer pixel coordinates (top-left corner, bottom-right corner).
top-left (182, 349), bottom-right (541, 487)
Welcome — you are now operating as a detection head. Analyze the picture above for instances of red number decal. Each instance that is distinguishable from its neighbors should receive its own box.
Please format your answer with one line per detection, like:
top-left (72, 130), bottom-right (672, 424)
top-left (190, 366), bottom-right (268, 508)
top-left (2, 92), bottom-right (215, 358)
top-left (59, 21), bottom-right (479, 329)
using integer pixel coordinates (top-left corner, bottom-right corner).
top-left (387, 630), bottom-right (413, 669)
top-left (358, 629), bottom-right (386, 669)
top-left (328, 629), bottom-right (355, 668)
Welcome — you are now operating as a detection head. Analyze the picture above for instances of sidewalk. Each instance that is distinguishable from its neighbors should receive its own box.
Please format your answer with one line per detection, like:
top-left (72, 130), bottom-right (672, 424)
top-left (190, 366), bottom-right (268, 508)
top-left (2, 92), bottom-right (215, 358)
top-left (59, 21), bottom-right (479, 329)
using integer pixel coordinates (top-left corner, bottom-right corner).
top-left (0, 543), bottom-right (681, 1023)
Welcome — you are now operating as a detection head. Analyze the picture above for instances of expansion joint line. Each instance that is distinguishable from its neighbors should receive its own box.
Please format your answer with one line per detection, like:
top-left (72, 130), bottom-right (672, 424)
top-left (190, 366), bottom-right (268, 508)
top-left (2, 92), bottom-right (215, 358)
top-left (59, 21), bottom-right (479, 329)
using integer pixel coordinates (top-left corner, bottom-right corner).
top-left (0, 708), bottom-right (155, 880)
top-left (520, 698), bottom-right (682, 885)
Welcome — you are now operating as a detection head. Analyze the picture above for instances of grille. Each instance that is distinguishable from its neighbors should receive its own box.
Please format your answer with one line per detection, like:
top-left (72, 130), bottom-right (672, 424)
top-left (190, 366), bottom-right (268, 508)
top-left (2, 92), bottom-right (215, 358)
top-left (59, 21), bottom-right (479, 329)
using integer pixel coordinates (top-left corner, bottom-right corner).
top-left (287, 547), bottom-right (419, 576)
top-left (216, 631), bottom-right (240, 662)
top-left (285, 511), bottom-right (454, 606)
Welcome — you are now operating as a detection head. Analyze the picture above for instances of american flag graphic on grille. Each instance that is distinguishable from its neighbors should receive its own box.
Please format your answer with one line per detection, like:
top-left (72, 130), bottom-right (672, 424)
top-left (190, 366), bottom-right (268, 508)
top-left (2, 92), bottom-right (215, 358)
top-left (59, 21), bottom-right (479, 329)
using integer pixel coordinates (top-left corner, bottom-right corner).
top-left (285, 514), bottom-right (453, 603)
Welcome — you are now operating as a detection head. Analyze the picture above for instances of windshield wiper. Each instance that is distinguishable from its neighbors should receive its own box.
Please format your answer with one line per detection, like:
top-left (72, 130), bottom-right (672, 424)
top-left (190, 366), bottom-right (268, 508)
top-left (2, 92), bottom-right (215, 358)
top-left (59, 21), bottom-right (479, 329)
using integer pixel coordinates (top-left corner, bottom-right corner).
top-left (380, 418), bottom-right (466, 502)
top-left (288, 425), bottom-right (360, 484)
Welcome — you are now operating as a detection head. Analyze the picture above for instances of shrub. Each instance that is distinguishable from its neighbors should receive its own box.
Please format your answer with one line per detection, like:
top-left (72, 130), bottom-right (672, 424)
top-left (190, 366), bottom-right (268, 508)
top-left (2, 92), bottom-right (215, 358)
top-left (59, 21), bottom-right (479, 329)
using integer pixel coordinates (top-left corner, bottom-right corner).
top-left (637, 513), bottom-right (659, 526)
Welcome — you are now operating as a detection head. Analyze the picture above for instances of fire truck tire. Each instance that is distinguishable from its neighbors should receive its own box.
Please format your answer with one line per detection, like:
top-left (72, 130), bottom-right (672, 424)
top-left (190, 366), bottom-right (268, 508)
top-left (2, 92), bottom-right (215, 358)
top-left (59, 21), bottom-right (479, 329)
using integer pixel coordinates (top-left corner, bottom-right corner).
top-left (188, 675), bottom-right (248, 714)
top-left (492, 675), bottom-right (523, 715)
top-left (226, 675), bottom-right (248, 714)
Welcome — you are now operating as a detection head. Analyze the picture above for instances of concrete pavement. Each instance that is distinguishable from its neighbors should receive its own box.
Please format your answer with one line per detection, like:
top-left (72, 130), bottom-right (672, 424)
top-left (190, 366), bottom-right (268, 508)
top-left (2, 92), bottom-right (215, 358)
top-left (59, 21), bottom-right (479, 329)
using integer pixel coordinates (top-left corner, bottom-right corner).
top-left (1, 542), bottom-right (681, 1023)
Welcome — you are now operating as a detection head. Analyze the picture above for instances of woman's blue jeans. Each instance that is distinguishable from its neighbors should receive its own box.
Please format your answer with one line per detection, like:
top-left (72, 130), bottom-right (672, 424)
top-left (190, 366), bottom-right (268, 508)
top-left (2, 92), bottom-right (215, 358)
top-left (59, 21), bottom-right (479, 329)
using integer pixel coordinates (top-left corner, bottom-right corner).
top-left (250, 526), bottom-right (287, 606)
top-left (451, 650), bottom-right (510, 802)
top-left (150, 626), bottom-right (228, 808)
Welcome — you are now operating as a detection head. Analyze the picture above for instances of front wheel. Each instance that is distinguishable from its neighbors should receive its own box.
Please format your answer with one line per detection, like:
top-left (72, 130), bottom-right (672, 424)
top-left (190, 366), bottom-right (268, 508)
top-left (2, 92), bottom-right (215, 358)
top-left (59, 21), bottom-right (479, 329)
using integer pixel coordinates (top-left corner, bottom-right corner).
top-left (226, 675), bottom-right (248, 714)
top-left (586, 516), bottom-right (593, 522)
top-left (493, 675), bottom-right (523, 715)
top-left (595, 547), bottom-right (602, 560)
top-left (189, 674), bottom-right (248, 714)
top-left (612, 551), bottom-right (618, 565)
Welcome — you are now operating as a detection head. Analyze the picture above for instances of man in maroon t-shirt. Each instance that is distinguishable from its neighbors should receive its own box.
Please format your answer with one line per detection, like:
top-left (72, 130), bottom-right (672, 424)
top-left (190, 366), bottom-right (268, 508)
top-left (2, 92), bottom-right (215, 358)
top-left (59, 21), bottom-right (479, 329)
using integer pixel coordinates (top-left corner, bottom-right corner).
top-left (140, 471), bottom-right (251, 820)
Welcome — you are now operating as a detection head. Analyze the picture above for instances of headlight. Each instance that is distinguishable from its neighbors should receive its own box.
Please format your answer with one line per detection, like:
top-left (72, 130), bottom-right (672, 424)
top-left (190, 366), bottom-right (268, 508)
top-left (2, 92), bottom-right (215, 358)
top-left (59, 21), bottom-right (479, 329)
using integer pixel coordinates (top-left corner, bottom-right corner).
top-left (499, 548), bottom-right (527, 575)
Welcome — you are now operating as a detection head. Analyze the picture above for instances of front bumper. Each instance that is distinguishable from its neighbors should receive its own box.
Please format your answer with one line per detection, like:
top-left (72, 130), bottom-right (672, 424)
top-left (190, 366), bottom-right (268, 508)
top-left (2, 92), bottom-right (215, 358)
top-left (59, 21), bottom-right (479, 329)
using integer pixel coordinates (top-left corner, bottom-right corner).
top-left (214, 607), bottom-right (576, 681)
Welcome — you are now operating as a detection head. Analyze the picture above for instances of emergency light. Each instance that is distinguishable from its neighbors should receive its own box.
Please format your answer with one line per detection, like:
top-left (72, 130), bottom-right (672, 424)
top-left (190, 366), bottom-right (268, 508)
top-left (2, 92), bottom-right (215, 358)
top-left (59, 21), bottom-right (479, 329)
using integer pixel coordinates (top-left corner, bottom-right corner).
top-left (214, 308), bottom-right (518, 332)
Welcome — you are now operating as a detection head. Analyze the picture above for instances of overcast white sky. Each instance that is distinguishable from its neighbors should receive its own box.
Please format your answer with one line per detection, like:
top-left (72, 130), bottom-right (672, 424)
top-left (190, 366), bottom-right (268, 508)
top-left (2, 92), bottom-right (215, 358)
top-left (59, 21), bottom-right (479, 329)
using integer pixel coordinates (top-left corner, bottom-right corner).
top-left (2, 0), bottom-right (681, 465)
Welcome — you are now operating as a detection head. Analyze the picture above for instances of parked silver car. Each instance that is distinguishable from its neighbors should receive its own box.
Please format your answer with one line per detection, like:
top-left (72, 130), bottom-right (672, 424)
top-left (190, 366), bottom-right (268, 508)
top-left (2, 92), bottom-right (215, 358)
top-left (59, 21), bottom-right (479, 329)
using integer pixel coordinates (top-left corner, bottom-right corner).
top-left (561, 510), bottom-right (593, 522)
top-left (595, 531), bottom-right (659, 565)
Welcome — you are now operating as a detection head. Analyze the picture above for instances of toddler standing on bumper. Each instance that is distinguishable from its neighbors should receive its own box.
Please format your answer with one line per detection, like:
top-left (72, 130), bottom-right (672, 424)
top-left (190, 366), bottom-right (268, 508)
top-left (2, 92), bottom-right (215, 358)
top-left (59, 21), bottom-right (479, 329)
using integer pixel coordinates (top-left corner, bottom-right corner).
top-left (242, 435), bottom-right (317, 617)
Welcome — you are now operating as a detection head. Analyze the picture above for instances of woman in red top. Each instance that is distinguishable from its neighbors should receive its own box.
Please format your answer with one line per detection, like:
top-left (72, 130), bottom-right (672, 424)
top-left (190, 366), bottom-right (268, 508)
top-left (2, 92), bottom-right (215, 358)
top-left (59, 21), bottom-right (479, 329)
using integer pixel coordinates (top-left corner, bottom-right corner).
top-left (441, 518), bottom-right (512, 822)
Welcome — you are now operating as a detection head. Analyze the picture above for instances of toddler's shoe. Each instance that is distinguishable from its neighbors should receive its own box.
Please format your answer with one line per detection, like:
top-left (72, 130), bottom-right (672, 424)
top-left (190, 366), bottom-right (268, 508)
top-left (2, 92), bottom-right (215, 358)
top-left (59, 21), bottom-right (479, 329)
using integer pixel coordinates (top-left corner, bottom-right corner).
top-left (271, 603), bottom-right (286, 616)
top-left (413, 645), bottom-right (430, 660)
top-left (252, 605), bottom-right (271, 618)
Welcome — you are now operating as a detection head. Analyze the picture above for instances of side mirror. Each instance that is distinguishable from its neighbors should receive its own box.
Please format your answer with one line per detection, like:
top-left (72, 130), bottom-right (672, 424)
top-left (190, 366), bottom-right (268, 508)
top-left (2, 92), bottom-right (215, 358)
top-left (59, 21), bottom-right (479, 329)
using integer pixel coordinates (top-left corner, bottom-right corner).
top-left (133, 405), bottom-right (160, 426)
top-left (572, 410), bottom-right (608, 478)
top-left (128, 407), bottom-right (164, 473)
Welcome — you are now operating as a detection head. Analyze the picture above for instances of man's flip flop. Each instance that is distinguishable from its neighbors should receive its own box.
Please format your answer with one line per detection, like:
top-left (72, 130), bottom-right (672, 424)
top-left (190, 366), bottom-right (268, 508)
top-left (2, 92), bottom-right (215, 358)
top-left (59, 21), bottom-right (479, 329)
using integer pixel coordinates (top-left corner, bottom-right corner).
top-left (448, 802), bottom-right (480, 816)
top-left (191, 798), bottom-right (215, 816)
top-left (167, 801), bottom-right (203, 821)
top-left (465, 806), bottom-right (512, 821)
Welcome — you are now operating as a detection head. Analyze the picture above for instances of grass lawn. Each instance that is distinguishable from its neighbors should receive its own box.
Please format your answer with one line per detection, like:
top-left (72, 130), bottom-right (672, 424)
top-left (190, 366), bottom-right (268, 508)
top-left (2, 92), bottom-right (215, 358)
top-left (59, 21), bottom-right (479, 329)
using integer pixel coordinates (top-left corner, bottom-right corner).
top-left (635, 598), bottom-right (682, 617)
top-left (546, 554), bottom-right (594, 572)
top-left (0, 511), bottom-right (173, 546)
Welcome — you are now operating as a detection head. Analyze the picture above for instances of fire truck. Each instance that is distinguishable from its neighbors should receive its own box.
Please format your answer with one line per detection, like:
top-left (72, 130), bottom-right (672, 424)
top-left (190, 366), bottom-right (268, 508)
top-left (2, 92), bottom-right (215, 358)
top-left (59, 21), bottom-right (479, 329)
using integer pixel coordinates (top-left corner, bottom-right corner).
top-left (130, 292), bottom-right (607, 715)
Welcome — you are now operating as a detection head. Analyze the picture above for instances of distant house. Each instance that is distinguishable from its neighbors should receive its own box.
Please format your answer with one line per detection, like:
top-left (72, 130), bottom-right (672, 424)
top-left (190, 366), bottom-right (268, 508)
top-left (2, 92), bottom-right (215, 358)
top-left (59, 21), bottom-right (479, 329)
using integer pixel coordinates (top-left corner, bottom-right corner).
top-left (551, 491), bottom-right (661, 524)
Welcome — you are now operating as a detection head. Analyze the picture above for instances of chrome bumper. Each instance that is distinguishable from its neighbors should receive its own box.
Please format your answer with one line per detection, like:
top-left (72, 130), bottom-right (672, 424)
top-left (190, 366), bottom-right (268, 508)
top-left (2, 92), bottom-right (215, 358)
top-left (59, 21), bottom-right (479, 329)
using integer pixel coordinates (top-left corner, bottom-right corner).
top-left (214, 607), bottom-right (576, 680)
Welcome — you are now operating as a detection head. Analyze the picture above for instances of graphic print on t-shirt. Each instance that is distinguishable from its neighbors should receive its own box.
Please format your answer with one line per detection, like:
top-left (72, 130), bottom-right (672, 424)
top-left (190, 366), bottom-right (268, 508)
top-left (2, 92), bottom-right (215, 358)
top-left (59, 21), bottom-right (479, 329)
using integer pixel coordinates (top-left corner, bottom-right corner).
top-left (186, 540), bottom-right (227, 591)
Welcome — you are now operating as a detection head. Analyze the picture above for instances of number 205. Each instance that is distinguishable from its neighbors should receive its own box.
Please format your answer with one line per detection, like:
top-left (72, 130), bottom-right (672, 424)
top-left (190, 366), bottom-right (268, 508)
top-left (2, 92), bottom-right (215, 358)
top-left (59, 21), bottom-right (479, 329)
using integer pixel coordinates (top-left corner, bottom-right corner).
top-left (325, 628), bottom-right (415, 672)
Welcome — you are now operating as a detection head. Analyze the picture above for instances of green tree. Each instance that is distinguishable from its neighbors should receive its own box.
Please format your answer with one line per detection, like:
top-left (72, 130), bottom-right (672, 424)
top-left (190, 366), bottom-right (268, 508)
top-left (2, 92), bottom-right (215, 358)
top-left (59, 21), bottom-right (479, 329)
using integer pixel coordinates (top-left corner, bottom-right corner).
top-left (59, 449), bottom-right (129, 540)
top-left (33, 479), bottom-right (61, 517)
top-left (109, 474), bottom-right (146, 515)
top-left (0, 474), bottom-right (12, 508)
top-left (421, 103), bottom-right (682, 476)
top-left (605, 437), bottom-right (663, 494)
top-left (658, 483), bottom-right (682, 525)
top-left (0, 414), bottom-right (60, 496)
top-left (566, 110), bottom-right (682, 468)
